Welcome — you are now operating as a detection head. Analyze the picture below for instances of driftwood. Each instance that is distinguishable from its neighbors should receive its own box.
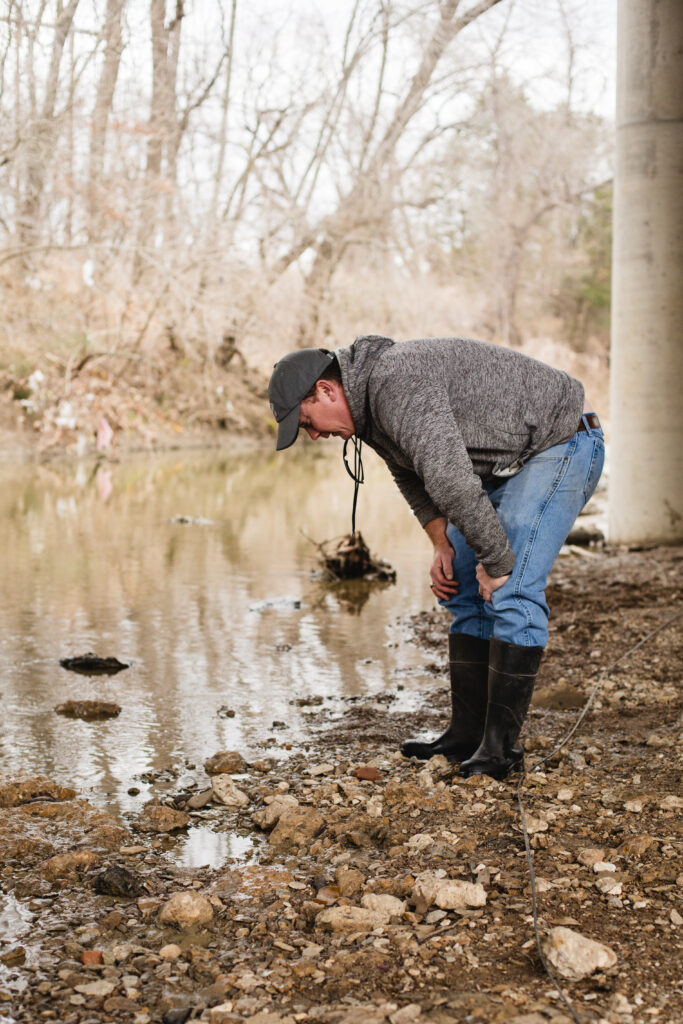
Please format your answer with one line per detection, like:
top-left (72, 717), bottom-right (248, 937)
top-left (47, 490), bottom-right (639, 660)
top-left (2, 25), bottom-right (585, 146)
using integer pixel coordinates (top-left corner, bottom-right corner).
top-left (315, 532), bottom-right (396, 582)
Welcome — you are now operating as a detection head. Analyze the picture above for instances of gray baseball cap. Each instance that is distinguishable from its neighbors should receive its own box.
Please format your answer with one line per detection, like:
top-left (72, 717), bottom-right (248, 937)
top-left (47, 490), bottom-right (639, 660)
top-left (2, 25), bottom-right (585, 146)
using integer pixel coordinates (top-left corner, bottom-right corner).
top-left (268, 348), bottom-right (335, 450)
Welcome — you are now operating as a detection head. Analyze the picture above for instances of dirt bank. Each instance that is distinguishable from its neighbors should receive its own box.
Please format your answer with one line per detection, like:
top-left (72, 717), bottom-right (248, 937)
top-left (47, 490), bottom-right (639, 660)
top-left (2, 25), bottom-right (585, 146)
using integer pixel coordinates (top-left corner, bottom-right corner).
top-left (1, 546), bottom-right (681, 1024)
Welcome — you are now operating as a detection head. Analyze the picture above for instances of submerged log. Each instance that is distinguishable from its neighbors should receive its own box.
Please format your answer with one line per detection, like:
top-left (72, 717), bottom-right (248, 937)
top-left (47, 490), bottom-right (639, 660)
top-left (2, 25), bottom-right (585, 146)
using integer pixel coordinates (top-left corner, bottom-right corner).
top-left (319, 532), bottom-right (396, 582)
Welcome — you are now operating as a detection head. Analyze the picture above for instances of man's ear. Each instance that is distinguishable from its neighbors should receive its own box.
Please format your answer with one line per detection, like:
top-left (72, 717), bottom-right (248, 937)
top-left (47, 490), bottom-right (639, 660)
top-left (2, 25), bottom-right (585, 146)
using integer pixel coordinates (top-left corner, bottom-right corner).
top-left (317, 379), bottom-right (336, 401)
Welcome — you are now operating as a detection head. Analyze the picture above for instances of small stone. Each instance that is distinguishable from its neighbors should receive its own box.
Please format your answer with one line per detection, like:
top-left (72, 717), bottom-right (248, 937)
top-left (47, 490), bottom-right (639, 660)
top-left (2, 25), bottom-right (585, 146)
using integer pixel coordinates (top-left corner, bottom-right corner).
top-left (317, 905), bottom-right (392, 932)
top-left (355, 765), bottom-right (382, 781)
top-left (412, 871), bottom-right (486, 913)
top-left (211, 776), bottom-right (249, 807)
top-left (0, 947), bottom-right (25, 966)
top-left (94, 864), bottom-right (145, 898)
top-left (610, 993), bottom-right (633, 1014)
top-left (577, 848), bottom-right (605, 867)
top-left (670, 908), bottom-right (683, 926)
top-left (159, 943), bottom-right (182, 960)
top-left (595, 876), bottom-right (623, 895)
top-left (42, 849), bottom-right (100, 879)
top-left (252, 794), bottom-right (299, 830)
top-left (307, 762), bottom-right (335, 776)
top-left (208, 1004), bottom-right (235, 1024)
top-left (186, 788), bottom-right (213, 810)
top-left (543, 926), bottom-right (617, 980)
top-left (268, 806), bottom-right (324, 850)
top-left (119, 846), bottom-right (148, 856)
top-left (361, 893), bottom-right (406, 919)
top-left (624, 798), bottom-right (644, 813)
top-left (204, 750), bottom-right (247, 774)
top-left (0, 775), bottom-right (76, 807)
top-left (524, 815), bottom-right (549, 834)
top-left (74, 980), bottom-right (116, 997)
top-left (81, 950), bottom-right (104, 966)
top-left (158, 891), bottom-right (214, 929)
top-left (55, 700), bottom-right (121, 720)
top-left (556, 787), bottom-right (573, 802)
top-left (139, 803), bottom-right (189, 833)
top-left (301, 943), bottom-right (324, 958)
top-left (336, 867), bottom-right (365, 897)
top-left (592, 862), bottom-right (616, 873)
top-left (658, 794), bottom-right (683, 811)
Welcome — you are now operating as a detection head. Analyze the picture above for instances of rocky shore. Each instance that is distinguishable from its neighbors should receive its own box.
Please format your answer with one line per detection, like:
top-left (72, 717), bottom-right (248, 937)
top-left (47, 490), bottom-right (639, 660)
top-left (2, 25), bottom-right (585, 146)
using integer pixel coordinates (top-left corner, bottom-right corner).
top-left (1, 546), bottom-right (681, 1024)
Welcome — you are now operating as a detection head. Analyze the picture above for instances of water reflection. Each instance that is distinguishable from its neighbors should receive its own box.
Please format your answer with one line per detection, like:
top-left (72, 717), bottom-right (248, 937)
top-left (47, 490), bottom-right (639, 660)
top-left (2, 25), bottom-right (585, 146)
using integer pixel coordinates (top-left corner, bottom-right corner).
top-left (0, 445), bottom-right (434, 816)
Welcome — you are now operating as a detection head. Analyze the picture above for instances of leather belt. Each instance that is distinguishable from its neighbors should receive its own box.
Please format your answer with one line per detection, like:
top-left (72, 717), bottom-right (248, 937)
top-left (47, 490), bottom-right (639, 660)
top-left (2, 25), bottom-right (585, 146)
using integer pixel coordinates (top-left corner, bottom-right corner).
top-left (577, 412), bottom-right (601, 432)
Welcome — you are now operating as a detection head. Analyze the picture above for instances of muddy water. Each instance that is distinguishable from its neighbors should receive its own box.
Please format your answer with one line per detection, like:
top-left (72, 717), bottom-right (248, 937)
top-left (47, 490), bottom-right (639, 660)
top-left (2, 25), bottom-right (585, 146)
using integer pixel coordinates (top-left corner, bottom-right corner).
top-left (0, 445), bottom-right (436, 850)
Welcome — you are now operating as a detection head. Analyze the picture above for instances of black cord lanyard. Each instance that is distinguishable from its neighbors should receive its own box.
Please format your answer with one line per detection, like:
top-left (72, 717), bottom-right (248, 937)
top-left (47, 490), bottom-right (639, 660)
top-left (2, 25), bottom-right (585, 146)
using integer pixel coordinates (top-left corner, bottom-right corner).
top-left (342, 437), bottom-right (364, 537)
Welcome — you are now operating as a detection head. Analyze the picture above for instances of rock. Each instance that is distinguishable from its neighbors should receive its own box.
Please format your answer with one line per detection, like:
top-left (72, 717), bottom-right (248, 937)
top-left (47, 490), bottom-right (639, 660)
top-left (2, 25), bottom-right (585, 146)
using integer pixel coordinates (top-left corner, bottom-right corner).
top-left (317, 905), bottom-right (394, 932)
top-left (158, 891), bottom-right (214, 930)
top-left (595, 876), bottom-right (623, 895)
top-left (523, 814), bottom-right (548, 834)
top-left (543, 926), bottom-right (617, 980)
top-left (658, 794), bottom-right (683, 811)
top-left (81, 950), bottom-right (103, 966)
top-left (624, 798), bottom-right (644, 812)
top-left (268, 806), bottom-right (324, 850)
top-left (211, 776), bottom-right (250, 807)
top-left (355, 766), bottom-right (382, 781)
top-left (671, 908), bottom-right (682, 926)
top-left (41, 849), bottom-right (100, 880)
top-left (577, 848), bottom-right (605, 867)
top-left (307, 762), bottom-right (335, 777)
top-left (610, 993), bottom-right (633, 1015)
top-left (619, 835), bottom-right (655, 857)
top-left (360, 893), bottom-right (405, 920)
top-left (412, 871), bottom-right (487, 913)
top-left (74, 980), bottom-right (116, 997)
top-left (0, 774), bottom-right (76, 807)
top-left (93, 864), bottom-right (145, 897)
top-left (139, 803), bottom-right (189, 833)
top-left (159, 943), bottom-right (182, 960)
top-left (54, 700), bottom-right (121, 720)
top-left (204, 750), bottom-right (247, 775)
top-left (335, 867), bottom-right (364, 897)
top-left (592, 861), bottom-right (616, 873)
top-left (59, 653), bottom-right (129, 676)
top-left (252, 794), bottom-right (299, 830)
top-left (186, 788), bottom-right (213, 810)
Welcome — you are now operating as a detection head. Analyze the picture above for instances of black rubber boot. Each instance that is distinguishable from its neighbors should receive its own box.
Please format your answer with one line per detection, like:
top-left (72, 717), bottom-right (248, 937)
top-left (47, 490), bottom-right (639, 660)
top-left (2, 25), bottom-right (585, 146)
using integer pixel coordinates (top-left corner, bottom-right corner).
top-left (401, 633), bottom-right (489, 761)
top-left (459, 638), bottom-right (544, 781)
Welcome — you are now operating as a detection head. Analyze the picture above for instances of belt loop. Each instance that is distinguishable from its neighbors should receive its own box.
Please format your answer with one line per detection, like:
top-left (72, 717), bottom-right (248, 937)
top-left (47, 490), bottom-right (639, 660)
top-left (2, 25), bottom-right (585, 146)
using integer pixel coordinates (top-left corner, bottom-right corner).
top-left (580, 412), bottom-right (601, 435)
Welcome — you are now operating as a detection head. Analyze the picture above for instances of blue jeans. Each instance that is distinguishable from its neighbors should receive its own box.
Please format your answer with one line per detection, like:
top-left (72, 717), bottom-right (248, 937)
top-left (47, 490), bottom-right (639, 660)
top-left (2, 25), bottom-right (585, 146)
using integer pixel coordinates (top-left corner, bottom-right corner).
top-left (440, 417), bottom-right (605, 648)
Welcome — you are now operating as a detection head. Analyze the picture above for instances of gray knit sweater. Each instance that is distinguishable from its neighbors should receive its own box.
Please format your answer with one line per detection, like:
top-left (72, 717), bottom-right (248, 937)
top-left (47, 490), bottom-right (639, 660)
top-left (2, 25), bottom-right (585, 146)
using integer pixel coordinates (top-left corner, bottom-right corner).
top-left (335, 335), bottom-right (584, 576)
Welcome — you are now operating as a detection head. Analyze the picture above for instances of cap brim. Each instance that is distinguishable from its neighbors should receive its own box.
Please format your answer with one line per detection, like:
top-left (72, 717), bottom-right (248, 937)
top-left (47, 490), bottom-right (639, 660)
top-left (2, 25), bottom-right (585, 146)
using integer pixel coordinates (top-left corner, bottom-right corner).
top-left (275, 405), bottom-right (300, 450)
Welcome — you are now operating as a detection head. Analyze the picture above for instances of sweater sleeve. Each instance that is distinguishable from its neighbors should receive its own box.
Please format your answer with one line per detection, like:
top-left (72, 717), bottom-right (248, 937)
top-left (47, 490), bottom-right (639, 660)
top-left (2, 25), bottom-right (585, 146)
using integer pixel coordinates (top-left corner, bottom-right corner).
top-left (374, 379), bottom-right (515, 576)
top-left (384, 459), bottom-right (443, 527)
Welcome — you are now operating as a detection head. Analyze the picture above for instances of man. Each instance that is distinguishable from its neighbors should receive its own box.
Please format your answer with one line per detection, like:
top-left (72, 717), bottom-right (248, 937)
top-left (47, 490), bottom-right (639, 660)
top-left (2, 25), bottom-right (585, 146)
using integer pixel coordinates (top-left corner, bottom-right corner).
top-left (268, 335), bottom-right (604, 780)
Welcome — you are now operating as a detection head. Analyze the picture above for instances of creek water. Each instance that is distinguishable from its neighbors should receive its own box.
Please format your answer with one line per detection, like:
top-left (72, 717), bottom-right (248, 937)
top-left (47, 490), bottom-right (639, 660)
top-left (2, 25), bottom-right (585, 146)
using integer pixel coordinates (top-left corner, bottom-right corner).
top-left (0, 444), bottom-right (438, 863)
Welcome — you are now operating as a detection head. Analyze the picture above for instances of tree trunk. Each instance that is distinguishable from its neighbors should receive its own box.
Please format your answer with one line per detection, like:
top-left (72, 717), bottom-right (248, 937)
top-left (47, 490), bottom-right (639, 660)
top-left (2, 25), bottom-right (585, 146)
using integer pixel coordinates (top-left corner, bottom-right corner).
top-left (17, 0), bottom-right (80, 244)
top-left (88, 0), bottom-right (126, 239)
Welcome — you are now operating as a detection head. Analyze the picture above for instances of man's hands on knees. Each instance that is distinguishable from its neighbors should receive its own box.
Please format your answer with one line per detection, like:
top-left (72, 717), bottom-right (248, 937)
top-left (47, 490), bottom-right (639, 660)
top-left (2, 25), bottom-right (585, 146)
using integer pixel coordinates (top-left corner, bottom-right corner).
top-left (424, 517), bottom-right (459, 601)
top-left (476, 563), bottom-right (510, 602)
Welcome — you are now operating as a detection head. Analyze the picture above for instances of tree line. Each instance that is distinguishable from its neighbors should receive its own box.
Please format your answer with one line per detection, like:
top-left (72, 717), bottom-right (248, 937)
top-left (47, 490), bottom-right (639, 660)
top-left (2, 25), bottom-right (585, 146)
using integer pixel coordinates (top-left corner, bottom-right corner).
top-left (0, 0), bottom-right (612, 371)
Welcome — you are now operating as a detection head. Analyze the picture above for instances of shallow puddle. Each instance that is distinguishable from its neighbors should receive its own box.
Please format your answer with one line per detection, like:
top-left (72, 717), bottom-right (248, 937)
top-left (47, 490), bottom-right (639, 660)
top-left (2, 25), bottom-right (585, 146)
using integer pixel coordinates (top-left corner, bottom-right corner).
top-left (0, 446), bottom-right (435, 859)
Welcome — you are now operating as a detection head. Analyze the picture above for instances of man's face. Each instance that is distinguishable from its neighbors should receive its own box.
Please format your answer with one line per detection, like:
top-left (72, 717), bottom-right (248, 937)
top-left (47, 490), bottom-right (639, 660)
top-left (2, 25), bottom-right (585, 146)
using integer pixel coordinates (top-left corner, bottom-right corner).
top-left (298, 381), bottom-right (354, 441)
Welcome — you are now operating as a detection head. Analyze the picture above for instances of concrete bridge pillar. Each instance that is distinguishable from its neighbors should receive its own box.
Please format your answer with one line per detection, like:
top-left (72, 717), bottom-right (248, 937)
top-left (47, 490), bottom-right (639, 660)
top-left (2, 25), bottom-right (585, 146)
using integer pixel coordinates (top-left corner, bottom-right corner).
top-left (609, 0), bottom-right (683, 542)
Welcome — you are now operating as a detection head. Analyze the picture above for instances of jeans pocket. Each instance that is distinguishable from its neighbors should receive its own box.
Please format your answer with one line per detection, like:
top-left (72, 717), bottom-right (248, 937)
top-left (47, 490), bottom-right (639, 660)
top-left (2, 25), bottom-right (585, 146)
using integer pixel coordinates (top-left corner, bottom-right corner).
top-left (583, 437), bottom-right (605, 503)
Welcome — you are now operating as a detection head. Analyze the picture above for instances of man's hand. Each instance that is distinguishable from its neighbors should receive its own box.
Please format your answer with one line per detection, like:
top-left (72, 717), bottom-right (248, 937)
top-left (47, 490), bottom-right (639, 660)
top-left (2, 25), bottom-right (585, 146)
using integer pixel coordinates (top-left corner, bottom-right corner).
top-left (424, 517), bottom-right (459, 601)
top-left (429, 543), bottom-right (459, 600)
top-left (476, 563), bottom-right (510, 602)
